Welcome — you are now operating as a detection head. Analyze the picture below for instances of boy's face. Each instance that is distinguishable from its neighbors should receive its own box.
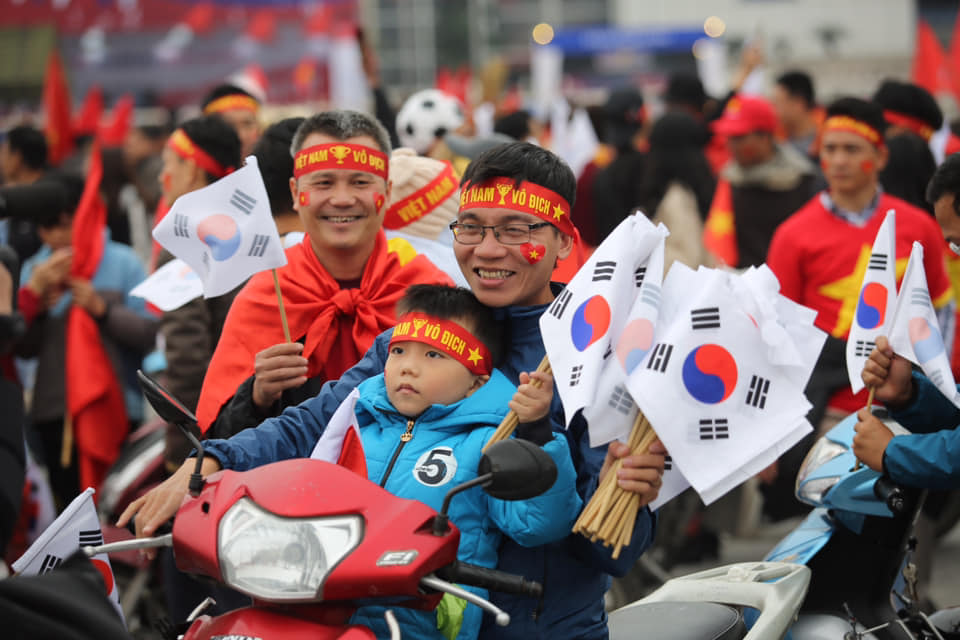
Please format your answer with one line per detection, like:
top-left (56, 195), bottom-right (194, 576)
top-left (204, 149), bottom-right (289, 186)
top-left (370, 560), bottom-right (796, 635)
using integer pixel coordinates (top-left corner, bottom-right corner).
top-left (820, 129), bottom-right (886, 197)
top-left (453, 208), bottom-right (572, 309)
top-left (384, 329), bottom-right (486, 418)
top-left (38, 214), bottom-right (73, 251)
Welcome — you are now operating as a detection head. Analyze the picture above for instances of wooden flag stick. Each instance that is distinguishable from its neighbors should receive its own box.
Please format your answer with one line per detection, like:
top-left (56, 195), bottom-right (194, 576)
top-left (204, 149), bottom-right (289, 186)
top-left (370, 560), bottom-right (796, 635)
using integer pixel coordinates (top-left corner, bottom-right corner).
top-left (272, 268), bottom-right (291, 343)
top-left (483, 355), bottom-right (552, 451)
top-left (853, 387), bottom-right (877, 471)
top-left (61, 414), bottom-right (73, 468)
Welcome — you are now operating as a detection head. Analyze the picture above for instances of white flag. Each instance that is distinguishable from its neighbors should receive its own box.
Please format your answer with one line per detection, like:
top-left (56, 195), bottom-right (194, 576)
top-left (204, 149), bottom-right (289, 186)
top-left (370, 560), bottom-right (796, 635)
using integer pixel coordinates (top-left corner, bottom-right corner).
top-left (310, 388), bottom-right (367, 477)
top-left (846, 209), bottom-right (897, 393)
top-left (582, 236), bottom-right (666, 447)
top-left (627, 264), bottom-right (825, 500)
top-left (12, 488), bottom-right (123, 620)
top-left (889, 242), bottom-right (960, 408)
top-left (152, 156), bottom-right (287, 298)
top-left (540, 214), bottom-right (667, 427)
top-left (130, 258), bottom-right (204, 311)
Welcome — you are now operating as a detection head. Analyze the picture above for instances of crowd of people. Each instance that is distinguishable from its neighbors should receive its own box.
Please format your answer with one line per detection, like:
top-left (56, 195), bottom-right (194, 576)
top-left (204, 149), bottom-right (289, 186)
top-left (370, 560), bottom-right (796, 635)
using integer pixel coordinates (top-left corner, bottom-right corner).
top-left (4, 38), bottom-right (960, 640)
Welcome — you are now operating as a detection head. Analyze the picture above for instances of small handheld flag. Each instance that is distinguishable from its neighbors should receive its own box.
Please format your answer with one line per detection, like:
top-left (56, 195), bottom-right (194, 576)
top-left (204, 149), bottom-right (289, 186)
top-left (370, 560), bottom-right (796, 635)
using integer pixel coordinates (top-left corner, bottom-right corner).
top-left (310, 388), bottom-right (368, 477)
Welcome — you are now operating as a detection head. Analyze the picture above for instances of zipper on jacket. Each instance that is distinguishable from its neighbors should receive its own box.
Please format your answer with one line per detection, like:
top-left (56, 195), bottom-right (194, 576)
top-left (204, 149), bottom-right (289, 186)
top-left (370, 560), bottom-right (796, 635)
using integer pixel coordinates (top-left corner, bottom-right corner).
top-left (379, 418), bottom-right (415, 487)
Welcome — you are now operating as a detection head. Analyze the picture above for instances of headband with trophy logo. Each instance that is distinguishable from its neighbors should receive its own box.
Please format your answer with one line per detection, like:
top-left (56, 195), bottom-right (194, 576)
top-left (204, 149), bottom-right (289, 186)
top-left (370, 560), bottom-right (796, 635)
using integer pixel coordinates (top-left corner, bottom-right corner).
top-left (459, 177), bottom-right (574, 236)
top-left (390, 312), bottom-right (492, 375)
top-left (823, 116), bottom-right (884, 148)
top-left (293, 143), bottom-right (389, 181)
top-left (167, 129), bottom-right (234, 178)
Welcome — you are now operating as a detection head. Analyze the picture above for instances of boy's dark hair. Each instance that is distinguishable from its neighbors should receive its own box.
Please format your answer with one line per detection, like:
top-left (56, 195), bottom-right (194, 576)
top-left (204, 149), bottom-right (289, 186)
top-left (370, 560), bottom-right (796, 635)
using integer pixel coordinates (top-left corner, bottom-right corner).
top-left (927, 152), bottom-right (960, 216)
top-left (775, 71), bottom-right (815, 108)
top-left (5, 126), bottom-right (47, 171)
top-left (825, 97), bottom-right (887, 146)
top-left (460, 141), bottom-right (576, 216)
top-left (252, 117), bottom-right (305, 216)
top-left (201, 83), bottom-right (259, 112)
top-left (872, 79), bottom-right (944, 131)
top-left (494, 110), bottom-right (532, 141)
top-left (396, 285), bottom-right (505, 367)
top-left (290, 110), bottom-right (392, 157)
top-left (34, 172), bottom-right (84, 228)
top-left (664, 72), bottom-right (707, 113)
top-left (178, 115), bottom-right (242, 184)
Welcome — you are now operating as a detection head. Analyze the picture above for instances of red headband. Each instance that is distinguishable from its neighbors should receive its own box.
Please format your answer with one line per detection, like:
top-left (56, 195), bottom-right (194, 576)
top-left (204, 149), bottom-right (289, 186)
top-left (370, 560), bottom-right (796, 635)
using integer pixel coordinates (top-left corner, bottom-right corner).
top-left (167, 129), bottom-right (233, 178)
top-left (883, 110), bottom-right (935, 141)
top-left (390, 312), bottom-right (492, 375)
top-left (203, 94), bottom-right (260, 116)
top-left (823, 116), bottom-right (884, 148)
top-left (293, 143), bottom-right (388, 181)
top-left (459, 177), bottom-right (574, 236)
top-left (384, 162), bottom-right (458, 229)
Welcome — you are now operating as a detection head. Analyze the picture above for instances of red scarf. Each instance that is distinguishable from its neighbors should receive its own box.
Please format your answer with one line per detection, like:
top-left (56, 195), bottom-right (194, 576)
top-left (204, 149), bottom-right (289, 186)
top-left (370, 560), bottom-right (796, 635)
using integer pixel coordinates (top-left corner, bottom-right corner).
top-left (196, 231), bottom-right (452, 431)
top-left (65, 142), bottom-right (129, 492)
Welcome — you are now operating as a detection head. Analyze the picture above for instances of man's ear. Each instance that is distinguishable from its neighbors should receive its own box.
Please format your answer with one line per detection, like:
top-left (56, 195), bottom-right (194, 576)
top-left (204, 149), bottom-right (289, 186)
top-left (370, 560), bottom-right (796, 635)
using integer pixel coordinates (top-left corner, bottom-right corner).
top-left (464, 374), bottom-right (489, 397)
top-left (875, 143), bottom-right (890, 173)
top-left (556, 231), bottom-right (574, 261)
top-left (289, 177), bottom-right (299, 212)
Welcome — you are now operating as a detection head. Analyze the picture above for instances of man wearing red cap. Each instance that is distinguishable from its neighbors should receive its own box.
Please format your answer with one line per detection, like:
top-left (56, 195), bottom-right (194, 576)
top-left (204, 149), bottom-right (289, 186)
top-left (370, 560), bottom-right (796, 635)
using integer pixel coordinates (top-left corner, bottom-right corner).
top-left (703, 94), bottom-right (819, 268)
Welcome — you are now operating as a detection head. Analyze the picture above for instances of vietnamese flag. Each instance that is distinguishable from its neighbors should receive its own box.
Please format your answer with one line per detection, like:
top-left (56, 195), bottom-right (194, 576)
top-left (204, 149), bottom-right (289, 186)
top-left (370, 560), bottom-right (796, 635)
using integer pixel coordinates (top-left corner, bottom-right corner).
top-left (912, 20), bottom-right (951, 98)
top-left (72, 85), bottom-right (103, 139)
top-left (703, 179), bottom-right (739, 267)
top-left (309, 388), bottom-right (367, 477)
top-left (98, 94), bottom-right (134, 148)
top-left (43, 51), bottom-right (74, 167)
top-left (65, 142), bottom-right (129, 493)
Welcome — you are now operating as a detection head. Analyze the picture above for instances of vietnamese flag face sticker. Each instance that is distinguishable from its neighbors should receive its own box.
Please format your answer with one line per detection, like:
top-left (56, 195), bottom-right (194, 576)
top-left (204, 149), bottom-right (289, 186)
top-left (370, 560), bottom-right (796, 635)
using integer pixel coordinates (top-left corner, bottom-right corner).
top-left (374, 191), bottom-right (385, 214)
top-left (299, 191), bottom-right (310, 206)
top-left (521, 242), bottom-right (546, 264)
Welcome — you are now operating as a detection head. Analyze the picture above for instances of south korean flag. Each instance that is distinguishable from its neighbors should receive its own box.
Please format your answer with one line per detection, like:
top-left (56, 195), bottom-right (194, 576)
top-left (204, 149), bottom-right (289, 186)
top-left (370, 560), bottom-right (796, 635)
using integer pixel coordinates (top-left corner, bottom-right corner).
top-left (627, 264), bottom-right (826, 501)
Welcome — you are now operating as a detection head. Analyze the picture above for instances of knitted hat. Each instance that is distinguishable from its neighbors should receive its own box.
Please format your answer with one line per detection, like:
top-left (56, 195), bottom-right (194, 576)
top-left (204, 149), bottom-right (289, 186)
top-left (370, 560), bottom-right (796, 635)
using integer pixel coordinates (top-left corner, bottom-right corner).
top-left (384, 148), bottom-right (461, 240)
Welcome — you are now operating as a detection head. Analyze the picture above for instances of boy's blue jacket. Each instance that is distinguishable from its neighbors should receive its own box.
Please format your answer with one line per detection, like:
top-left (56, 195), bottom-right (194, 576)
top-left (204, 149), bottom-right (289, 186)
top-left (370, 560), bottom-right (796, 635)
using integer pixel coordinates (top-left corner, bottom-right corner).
top-left (203, 368), bottom-right (581, 640)
top-left (886, 372), bottom-right (960, 489)
top-left (207, 300), bottom-right (658, 640)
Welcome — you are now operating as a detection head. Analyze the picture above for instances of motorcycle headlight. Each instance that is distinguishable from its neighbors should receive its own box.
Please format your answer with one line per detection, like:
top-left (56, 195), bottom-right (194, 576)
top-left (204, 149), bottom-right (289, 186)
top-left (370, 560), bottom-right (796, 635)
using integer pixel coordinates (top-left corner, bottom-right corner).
top-left (218, 498), bottom-right (363, 601)
top-left (796, 476), bottom-right (841, 505)
top-left (795, 437), bottom-right (846, 487)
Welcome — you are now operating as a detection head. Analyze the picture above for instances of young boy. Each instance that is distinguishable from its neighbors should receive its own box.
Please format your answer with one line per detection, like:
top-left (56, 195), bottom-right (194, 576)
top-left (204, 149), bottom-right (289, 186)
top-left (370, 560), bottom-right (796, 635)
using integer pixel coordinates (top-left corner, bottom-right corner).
top-left (121, 284), bottom-right (580, 640)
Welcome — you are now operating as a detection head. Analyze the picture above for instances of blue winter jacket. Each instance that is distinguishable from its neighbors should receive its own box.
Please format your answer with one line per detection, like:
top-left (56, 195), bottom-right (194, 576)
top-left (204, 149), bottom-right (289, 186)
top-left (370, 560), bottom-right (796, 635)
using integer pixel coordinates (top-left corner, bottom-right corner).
top-left (202, 368), bottom-right (581, 640)
top-left (261, 300), bottom-right (658, 640)
top-left (886, 372), bottom-right (960, 489)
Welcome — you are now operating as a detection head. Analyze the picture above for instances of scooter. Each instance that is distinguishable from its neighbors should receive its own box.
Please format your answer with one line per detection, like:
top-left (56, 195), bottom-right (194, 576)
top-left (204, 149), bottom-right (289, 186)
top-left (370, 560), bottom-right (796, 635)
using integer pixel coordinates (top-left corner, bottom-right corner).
top-left (608, 410), bottom-right (956, 639)
top-left (83, 371), bottom-right (553, 639)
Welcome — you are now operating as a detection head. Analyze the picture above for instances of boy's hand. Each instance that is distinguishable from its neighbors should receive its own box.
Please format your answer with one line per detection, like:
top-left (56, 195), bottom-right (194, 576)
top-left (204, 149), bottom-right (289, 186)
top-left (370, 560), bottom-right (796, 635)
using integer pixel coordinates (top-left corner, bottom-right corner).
top-left (69, 278), bottom-right (107, 318)
top-left (862, 336), bottom-right (914, 409)
top-left (26, 248), bottom-right (71, 303)
top-left (853, 408), bottom-right (894, 472)
top-left (599, 438), bottom-right (667, 507)
top-left (251, 342), bottom-right (309, 409)
top-left (509, 370), bottom-right (553, 423)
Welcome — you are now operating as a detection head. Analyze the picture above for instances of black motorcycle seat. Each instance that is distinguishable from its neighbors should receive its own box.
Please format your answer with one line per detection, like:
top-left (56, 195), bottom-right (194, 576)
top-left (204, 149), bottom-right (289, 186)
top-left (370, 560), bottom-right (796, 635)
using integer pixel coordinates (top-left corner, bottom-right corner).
top-left (928, 607), bottom-right (960, 639)
top-left (608, 601), bottom-right (746, 640)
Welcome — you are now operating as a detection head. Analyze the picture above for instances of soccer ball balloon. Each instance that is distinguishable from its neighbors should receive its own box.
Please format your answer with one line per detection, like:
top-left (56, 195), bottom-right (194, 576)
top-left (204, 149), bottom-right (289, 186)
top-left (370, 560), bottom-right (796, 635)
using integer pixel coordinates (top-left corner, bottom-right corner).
top-left (396, 89), bottom-right (465, 154)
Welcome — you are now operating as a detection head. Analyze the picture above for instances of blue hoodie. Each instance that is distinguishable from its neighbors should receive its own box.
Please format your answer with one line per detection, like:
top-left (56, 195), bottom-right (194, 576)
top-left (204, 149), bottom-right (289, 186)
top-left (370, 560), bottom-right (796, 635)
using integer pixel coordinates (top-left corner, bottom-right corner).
top-left (230, 301), bottom-right (658, 640)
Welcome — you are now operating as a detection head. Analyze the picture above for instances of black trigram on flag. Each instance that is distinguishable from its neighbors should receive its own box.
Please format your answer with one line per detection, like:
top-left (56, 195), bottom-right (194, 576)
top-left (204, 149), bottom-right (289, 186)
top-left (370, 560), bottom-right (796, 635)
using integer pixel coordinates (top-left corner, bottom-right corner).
top-left (641, 284), bottom-right (661, 308)
top-left (634, 266), bottom-right (646, 288)
top-left (549, 288), bottom-right (573, 319)
top-left (570, 365), bottom-right (583, 386)
top-left (854, 340), bottom-right (875, 357)
top-left (910, 287), bottom-right (930, 307)
top-left (602, 344), bottom-right (614, 360)
top-left (592, 261), bottom-right (616, 282)
top-left (173, 213), bottom-right (190, 238)
top-left (867, 253), bottom-right (888, 271)
top-left (699, 418), bottom-right (729, 440)
top-left (745, 375), bottom-right (770, 409)
top-left (607, 385), bottom-right (634, 415)
top-left (230, 188), bottom-right (256, 215)
top-left (40, 554), bottom-right (62, 574)
top-left (691, 307), bottom-right (721, 330)
top-left (201, 251), bottom-right (210, 270)
top-left (664, 455), bottom-right (673, 471)
top-left (79, 529), bottom-right (103, 546)
top-left (647, 343), bottom-right (673, 372)
top-left (930, 370), bottom-right (945, 388)
top-left (248, 234), bottom-right (271, 257)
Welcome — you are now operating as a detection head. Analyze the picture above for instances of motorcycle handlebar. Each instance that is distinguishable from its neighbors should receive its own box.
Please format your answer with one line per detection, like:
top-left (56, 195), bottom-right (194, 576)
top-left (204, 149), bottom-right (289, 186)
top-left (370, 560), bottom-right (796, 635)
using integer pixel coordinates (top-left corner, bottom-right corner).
top-left (436, 561), bottom-right (543, 598)
top-left (873, 475), bottom-right (907, 515)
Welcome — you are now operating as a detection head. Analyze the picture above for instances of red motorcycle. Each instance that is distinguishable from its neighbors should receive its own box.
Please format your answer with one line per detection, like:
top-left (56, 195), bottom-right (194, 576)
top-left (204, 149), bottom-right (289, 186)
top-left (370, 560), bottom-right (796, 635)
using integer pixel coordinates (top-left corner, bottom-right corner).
top-left (84, 371), bottom-right (553, 639)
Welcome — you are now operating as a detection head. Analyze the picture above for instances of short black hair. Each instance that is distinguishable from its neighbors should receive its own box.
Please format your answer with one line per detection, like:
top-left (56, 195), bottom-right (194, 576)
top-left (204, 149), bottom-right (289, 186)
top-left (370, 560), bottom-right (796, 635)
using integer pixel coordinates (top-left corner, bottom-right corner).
top-left (201, 83), bottom-right (259, 112)
top-left (291, 110), bottom-right (392, 156)
top-left (494, 110), bottom-right (531, 141)
top-left (4, 125), bottom-right (47, 170)
top-left (396, 285), bottom-right (504, 366)
top-left (252, 117), bottom-right (305, 216)
top-left (775, 71), bottom-right (815, 108)
top-left (34, 172), bottom-right (83, 228)
top-left (664, 72), bottom-right (707, 112)
top-left (825, 97), bottom-right (887, 146)
top-left (873, 79), bottom-right (944, 131)
top-left (460, 141), bottom-right (576, 217)
top-left (927, 152), bottom-right (960, 217)
top-left (178, 115), bottom-right (242, 184)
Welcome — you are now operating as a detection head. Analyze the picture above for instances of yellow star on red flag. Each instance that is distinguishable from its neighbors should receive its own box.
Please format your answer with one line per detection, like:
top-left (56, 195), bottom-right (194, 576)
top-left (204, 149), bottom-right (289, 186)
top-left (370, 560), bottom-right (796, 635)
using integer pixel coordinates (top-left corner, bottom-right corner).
top-left (467, 347), bottom-right (483, 365)
top-left (553, 204), bottom-right (566, 220)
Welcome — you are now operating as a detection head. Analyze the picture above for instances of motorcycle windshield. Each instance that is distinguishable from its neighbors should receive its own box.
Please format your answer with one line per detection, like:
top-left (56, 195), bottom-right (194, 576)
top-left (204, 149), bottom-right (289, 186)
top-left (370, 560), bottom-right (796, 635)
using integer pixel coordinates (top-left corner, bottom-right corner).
top-left (764, 508), bottom-right (832, 564)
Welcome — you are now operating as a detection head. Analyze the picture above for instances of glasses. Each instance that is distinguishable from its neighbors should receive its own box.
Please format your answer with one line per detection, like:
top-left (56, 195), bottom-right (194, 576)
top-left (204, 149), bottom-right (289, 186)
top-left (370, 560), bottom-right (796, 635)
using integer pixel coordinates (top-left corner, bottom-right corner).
top-left (449, 221), bottom-right (552, 245)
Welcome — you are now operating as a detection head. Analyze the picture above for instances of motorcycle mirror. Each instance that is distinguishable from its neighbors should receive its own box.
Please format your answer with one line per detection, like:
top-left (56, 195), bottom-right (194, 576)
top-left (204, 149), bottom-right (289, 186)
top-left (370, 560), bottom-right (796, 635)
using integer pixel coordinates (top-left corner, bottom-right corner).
top-left (136, 370), bottom-right (206, 496)
top-left (478, 439), bottom-right (558, 501)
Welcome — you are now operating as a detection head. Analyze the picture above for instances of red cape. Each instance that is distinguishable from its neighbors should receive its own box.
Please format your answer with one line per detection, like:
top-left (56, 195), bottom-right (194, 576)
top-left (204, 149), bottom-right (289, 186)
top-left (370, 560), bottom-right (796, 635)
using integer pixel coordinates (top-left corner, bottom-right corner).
top-left (196, 231), bottom-right (452, 431)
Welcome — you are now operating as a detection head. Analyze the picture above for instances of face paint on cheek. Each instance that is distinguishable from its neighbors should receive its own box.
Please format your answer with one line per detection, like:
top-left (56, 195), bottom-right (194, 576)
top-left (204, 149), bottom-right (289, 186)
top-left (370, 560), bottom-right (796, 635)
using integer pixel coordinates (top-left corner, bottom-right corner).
top-left (162, 173), bottom-right (172, 192)
top-left (860, 159), bottom-right (875, 173)
top-left (820, 158), bottom-right (829, 172)
top-left (520, 242), bottom-right (546, 264)
top-left (299, 191), bottom-right (309, 206)
top-left (374, 192), bottom-right (385, 214)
